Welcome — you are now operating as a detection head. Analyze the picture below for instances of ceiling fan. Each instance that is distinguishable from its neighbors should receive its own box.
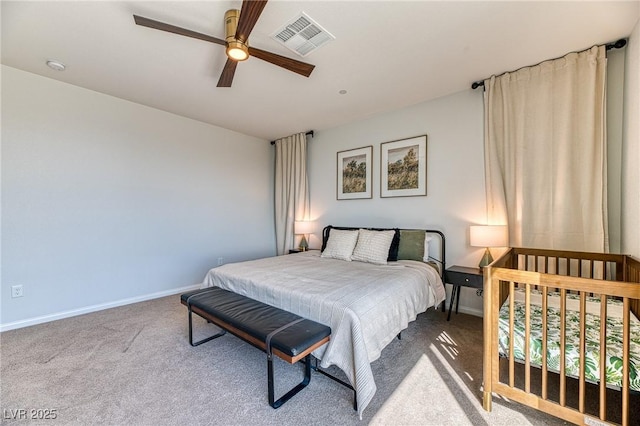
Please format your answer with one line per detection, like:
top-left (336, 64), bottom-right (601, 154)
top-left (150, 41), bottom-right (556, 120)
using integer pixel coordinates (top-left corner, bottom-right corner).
top-left (133, 0), bottom-right (315, 87)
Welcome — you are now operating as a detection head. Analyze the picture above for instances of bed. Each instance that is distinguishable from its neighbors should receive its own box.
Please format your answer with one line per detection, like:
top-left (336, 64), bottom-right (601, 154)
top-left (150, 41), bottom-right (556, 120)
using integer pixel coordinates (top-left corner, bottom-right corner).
top-left (201, 226), bottom-right (446, 417)
top-left (482, 247), bottom-right (640, 425)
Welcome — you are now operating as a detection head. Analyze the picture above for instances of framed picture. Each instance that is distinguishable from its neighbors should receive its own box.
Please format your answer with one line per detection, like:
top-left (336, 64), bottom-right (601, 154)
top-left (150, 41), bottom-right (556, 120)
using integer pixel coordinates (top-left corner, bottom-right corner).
top-left (380, 135), bottom-right (427, 198)
top-left (337, 146), bottom-right (372, 200)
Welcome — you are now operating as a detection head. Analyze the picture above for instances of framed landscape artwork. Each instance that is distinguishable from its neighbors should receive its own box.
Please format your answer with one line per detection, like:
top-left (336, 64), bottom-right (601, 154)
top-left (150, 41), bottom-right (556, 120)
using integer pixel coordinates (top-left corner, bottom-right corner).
top-left (337, 146), bottom-right (372, 200)
top-left (380, 135), bottom-right (427, 198)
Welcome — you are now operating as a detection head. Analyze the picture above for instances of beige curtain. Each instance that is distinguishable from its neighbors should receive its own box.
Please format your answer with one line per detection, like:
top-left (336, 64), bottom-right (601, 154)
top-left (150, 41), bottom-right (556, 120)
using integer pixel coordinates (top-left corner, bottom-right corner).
top-left (274, 132), bottom-right (310, 255)
top-left (484, 45), bottom-right (608, 252)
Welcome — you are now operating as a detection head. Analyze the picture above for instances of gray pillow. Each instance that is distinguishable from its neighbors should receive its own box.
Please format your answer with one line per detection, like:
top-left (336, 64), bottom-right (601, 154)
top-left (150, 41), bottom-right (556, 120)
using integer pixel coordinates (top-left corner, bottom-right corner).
top-left (397, 230), bottom-right (426, 261)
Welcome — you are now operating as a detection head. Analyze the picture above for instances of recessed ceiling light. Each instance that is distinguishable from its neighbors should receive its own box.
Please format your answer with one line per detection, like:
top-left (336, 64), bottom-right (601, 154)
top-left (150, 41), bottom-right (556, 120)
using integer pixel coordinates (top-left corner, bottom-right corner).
top-left (339, 89), bottom-right (347, 95)
top-left (46, 60), bottom-right (66, 71)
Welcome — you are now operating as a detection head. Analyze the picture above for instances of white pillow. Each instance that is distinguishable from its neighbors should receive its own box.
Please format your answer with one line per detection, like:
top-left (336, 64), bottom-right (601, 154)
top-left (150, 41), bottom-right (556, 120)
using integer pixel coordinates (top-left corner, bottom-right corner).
top-left (423, 235), bottom-right (434, 262)
top-left (321, 229), bottom-right (359, 261)
top-left (351, 229), bottom-right (395, 265)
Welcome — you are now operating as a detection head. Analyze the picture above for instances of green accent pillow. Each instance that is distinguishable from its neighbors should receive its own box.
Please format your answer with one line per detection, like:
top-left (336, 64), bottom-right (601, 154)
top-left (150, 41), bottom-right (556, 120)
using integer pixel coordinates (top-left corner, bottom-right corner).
top-left (397, 230), bottom-right (425, 261)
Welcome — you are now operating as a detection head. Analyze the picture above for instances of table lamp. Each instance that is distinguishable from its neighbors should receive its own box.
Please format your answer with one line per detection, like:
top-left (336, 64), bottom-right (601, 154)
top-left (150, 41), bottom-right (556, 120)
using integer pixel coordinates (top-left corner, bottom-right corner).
top-left (294, 221), bottom-right (314, 251)
top-left (470, 225), bottom-right (508, 268)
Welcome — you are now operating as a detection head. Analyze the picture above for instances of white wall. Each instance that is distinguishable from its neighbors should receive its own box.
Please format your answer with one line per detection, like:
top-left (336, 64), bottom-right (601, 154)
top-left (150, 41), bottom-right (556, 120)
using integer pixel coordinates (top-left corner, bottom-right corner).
top-left (1, 66), bottom-right (276, 329)
top-left (308, 90), bottom-right (487, 316)
top-left (622, 17), bottom-right (640, 258)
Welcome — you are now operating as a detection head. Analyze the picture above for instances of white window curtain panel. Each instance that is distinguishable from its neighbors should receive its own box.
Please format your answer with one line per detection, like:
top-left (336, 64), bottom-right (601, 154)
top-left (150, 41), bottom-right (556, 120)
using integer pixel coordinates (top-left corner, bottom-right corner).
top-left (274, 132), bottom-right (310, 255)
top-left (484, 45), bottom-right (608, 252)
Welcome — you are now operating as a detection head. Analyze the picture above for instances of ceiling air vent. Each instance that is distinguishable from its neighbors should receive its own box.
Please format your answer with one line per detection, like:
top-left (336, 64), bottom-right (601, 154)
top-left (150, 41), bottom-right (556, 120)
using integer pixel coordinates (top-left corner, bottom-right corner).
top-left (271, 12), bottom-right (335, 57)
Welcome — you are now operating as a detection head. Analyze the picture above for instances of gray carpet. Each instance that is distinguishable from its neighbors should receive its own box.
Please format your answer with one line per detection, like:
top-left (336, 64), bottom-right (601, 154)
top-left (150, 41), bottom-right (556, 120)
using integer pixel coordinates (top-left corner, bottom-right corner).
top-left (0, 295), bottom-right (606, 425)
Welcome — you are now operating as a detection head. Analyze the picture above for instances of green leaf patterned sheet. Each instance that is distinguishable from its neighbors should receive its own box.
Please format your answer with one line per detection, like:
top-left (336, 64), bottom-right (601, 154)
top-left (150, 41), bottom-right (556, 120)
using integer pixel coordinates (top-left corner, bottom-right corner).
top-left (498, 288), bottom-right (640, 392)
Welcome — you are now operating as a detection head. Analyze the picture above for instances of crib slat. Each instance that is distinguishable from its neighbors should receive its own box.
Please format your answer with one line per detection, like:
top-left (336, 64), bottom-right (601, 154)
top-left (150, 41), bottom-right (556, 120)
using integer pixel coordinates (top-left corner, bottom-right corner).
top-left (578, 292), bottom-right (586, 413)
top-left (509, 282), bottom-right (515, 387)
top-left (541, 287), bottom-right (548, 400)
top-left (524, 284), bottom-right (531, 393)
top-left (559, 288), bottom-right (567, 407)
top-left (599, 294), bottom-right (607, 421)
top-left (487, 265), bottom-right (501, 405)
top-left (622, 297), bottom-right (630, 426)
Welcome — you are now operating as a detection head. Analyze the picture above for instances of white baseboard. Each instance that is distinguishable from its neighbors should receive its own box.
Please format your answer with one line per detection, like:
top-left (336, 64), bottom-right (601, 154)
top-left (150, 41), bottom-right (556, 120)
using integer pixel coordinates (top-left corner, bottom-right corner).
top-left (0, 284), bottom-right (202, 332)
top-left (435, 302), bottom-right (483, 318)
top-left (455, 305), bottom-right (483, 318)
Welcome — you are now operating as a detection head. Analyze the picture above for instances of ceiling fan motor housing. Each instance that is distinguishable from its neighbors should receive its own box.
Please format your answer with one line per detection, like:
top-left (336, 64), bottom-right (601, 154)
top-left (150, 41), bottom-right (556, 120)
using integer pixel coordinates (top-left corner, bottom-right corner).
top-left (224, 9), bottom-right (249, 61)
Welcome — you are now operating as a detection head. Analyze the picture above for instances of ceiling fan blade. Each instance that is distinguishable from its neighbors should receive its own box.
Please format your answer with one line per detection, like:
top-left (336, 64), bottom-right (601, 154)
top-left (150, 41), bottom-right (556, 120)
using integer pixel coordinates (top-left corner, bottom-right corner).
top-left (133, 15), bottom-right (226, 46)
top-left (217, 59), bottom-right (239, 87)
top-left (235, 0), bottom-right (268, 44)
top-left (248, 47), bottom-right (315, 77)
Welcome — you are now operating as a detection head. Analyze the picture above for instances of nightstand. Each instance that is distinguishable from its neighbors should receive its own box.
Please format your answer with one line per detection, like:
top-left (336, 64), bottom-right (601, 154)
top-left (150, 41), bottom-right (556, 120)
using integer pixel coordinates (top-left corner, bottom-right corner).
top-left (289, 249), bottom-right (317, 254)
top-left (444, 265), bottom-right (484, 321)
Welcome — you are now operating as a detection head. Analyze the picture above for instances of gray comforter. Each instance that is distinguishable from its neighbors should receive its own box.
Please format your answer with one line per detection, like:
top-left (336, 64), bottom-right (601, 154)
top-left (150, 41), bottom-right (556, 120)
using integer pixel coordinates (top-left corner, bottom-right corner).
top-left (202, 251), bottom-right (445, 417)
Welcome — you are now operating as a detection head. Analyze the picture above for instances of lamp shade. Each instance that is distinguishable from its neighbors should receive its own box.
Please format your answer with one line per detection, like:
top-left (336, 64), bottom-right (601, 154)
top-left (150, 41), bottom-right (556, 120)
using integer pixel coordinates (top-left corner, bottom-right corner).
top-left (470, 225), bottom-right (508, 248)
top-left (294, 221), bottom-right (314, 235)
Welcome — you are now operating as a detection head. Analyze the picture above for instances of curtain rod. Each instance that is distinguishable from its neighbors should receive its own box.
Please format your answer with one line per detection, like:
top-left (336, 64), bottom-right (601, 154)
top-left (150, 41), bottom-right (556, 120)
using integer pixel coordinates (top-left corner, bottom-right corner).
top-left (270, 130), bottom-right (314, 145)
top-left (471, 38), bottom-right (627, 90)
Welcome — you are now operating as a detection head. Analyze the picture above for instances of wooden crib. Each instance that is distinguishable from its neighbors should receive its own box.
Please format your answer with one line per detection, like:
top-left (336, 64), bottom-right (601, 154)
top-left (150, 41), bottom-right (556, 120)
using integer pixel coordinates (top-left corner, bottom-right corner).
top-left (482, 247), bottom-right (640, 425)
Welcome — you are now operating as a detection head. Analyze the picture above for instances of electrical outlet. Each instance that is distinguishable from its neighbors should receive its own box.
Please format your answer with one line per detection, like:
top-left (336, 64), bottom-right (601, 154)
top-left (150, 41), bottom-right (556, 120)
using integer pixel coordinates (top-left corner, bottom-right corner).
top-left (217, 257), bottom-right (224, 266)
top-left (11, 285), bottom-right (23, 298)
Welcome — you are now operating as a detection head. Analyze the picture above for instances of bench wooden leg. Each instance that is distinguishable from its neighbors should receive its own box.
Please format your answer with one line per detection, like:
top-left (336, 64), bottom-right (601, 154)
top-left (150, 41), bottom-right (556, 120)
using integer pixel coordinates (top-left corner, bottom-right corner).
top-left (268, 354), bottom-right (312, 409)
top-left (188, 307), bottom-right (226, 346)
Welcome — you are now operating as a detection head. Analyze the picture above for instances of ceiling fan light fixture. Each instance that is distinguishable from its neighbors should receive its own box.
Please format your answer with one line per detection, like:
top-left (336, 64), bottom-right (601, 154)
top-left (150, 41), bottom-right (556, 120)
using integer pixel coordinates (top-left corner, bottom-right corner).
top-left (224, 9), bottom-right (249, 61)
top-left (226, 40), bottom-right (249, 61)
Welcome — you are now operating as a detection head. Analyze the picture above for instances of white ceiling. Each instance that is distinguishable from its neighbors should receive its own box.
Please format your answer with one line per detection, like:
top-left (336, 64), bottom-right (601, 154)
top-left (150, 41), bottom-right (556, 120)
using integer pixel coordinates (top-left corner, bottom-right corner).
top-left (2, 1), bottom-right (639, 140)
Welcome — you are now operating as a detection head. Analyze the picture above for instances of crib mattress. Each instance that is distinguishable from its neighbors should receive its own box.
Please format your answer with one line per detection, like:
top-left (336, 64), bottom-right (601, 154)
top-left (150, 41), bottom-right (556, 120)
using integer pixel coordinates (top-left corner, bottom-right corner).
top-left (498, 288), bottom-right (640, 392)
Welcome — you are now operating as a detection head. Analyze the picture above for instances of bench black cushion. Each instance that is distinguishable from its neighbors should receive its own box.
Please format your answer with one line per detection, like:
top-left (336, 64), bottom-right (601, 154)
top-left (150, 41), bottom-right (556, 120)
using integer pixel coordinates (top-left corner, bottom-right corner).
top-left (181, 287), bottom-right (331, 359)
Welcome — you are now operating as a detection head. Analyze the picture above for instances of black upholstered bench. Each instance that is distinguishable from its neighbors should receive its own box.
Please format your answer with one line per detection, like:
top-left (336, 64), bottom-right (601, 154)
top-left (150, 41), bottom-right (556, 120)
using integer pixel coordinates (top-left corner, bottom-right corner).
top-left (180, 287), bottom-right (331, 408)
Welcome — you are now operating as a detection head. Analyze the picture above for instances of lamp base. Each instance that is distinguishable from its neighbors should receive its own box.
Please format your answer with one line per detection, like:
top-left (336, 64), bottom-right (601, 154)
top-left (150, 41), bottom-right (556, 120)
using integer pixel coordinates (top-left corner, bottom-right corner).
top-left (478, 248), bottom-right (493, 268)
top-left (298, 235), bottom-right (308, 252)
